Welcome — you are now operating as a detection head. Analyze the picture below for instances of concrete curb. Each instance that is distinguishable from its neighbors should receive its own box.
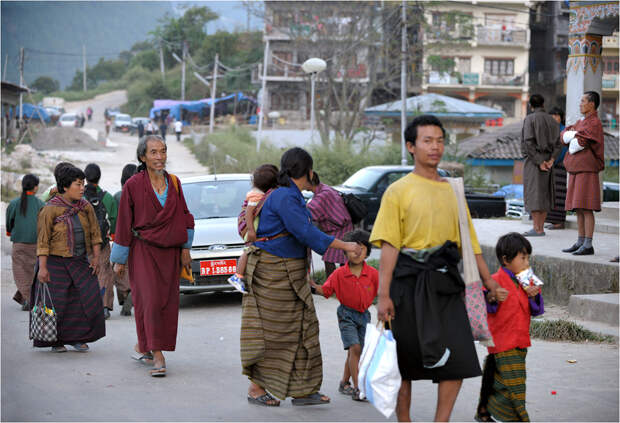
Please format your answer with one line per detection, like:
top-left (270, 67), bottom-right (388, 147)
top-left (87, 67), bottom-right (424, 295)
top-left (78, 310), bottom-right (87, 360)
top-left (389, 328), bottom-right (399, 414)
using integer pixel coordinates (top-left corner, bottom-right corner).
top-left (568, 294), bottom-right (619, 325)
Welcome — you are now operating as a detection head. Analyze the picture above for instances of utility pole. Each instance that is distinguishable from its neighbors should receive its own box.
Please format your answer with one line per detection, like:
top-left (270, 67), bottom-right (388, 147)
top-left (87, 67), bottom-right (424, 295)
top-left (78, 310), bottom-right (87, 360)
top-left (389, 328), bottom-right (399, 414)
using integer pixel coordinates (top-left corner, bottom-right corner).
top-left (19, 47), bottom-right (24, 121)
top-left (83, 44), bottom-right (87, 92)
top-left (257, 39), bottom-right (269, 152)
top-left (209, 54), bottom-right (218, 134)
top-left (181, 41), bottom-right (187, 101)
top-left (159, 41), bottom-right (165, 82)
top-left (400, 0), bottom-right (408, 166)
top-left (3, 54), bottom-right (8, 80)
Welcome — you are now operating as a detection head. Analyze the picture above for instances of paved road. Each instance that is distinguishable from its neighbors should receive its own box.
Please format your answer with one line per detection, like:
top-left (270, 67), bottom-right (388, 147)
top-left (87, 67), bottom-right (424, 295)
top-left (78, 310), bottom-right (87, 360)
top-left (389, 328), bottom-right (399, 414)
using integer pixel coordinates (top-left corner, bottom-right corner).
top-left (2, 252), bottom-right (618, 422)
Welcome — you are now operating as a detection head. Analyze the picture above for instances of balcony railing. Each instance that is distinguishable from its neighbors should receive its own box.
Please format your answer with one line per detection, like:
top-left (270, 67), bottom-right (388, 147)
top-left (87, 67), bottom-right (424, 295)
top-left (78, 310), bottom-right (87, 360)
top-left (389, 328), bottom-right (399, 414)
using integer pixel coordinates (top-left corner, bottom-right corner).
top-left (481, 73), bottom-right (526, 86)
top-left (477, 27), bottom-right (527, 45)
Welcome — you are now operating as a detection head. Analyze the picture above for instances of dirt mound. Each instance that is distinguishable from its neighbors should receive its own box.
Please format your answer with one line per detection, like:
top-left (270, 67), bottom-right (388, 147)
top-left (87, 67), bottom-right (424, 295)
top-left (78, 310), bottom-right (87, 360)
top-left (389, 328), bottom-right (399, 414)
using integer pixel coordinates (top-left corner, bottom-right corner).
top-left (32, 127), bottom-right (105, 151)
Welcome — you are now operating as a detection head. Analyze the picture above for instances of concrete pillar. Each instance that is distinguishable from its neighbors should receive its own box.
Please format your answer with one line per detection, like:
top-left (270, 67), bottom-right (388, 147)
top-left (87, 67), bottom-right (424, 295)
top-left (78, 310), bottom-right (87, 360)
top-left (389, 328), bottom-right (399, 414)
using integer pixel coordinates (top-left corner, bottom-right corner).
top-left (565, 34), bottom-right (603, 125)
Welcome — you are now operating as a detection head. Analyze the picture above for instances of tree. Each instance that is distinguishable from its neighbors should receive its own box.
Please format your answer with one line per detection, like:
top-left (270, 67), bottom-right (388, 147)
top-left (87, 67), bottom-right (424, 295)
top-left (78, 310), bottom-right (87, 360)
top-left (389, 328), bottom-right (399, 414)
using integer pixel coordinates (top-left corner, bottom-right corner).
top-left (246, 1), bottom-right (472, 146)
top-left (31, 76), bottom-right (60, 94)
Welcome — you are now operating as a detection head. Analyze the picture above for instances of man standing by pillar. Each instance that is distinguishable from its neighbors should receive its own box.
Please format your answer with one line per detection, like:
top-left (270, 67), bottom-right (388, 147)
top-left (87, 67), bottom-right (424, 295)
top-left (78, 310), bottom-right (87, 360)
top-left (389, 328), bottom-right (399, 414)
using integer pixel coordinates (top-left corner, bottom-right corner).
top-left (521, 94), bottom-right (561, 237)
top-left (561, 91), bottom-right (605, 256)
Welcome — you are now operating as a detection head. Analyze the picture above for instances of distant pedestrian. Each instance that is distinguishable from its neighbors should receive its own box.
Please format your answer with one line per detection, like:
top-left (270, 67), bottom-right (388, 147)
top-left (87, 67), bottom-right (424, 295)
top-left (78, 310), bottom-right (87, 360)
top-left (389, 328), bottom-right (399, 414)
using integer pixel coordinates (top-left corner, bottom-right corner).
top-left (307, 172), bottom-right (353, 279)
top-left (137, 120), bottom-right (145, 139)
top-left (86, 107), bottom-right (93, 121)
top-left (545, 107), bottom-right (568, 230)
top-left (105, 116), bottom-right (112, 137)
top-left (159, 118), bottom-right (168, 141)
top-left (112, 163), bottom-right (138, 316)
top-left (80, 113), bottom-right (86, 128)
top-left (111, 135), bottom-right (194, 377)
top-left (521, 94), bottom-right (561, 237)
top-left (561, 91), bottom-right (605, 256)
top-left (310, 229), bottom-right (378, 402)
top-left (84, 163), bottom-right (118, 320)
top-left (6, 174), bottom-right (44, 310)
top-left (174, 119), bottom-right (183, 142)
top-left (227, 164), bottom-right (279, 294)
top-left (476, 233), bottom-right (544, 422)
top-left (240, 147), bottom-right (361, 406)
top-left (34, 165), bottom-right (106, 353)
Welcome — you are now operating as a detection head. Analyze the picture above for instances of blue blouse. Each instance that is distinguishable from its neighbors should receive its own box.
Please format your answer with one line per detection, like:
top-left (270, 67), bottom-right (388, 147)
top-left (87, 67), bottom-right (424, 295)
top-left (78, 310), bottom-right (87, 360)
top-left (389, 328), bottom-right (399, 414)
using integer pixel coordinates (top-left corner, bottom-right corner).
top-left (254, 184), bottom-right (334, 259)
top-left (110, 178), bottom-right (194, 264)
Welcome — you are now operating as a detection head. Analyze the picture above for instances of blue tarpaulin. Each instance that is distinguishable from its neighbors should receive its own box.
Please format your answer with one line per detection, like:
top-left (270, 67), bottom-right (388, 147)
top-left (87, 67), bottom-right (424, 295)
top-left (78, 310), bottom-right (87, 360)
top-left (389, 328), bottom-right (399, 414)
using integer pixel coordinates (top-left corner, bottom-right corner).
top-left (149, 92), bottom-right (256, 123)
top-left (14, 103), bottom-right (51, 122)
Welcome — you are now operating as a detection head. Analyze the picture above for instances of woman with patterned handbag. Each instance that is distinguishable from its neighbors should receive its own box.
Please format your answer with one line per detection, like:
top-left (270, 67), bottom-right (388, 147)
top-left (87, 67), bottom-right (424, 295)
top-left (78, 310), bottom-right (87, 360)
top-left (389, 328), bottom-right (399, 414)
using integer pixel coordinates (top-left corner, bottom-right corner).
top-left (34, 165), bottom-right (106, 353)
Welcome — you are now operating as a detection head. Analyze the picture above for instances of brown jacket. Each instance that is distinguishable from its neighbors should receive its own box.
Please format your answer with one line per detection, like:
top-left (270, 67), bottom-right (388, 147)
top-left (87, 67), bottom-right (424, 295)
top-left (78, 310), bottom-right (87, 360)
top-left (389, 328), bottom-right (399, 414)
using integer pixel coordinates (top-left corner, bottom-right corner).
top-left (562, 113), bottom-right (605, 174)
top-left (37, 203), bottom-right (102, 257)
top-left (521, 107), bottom-right (562, 165)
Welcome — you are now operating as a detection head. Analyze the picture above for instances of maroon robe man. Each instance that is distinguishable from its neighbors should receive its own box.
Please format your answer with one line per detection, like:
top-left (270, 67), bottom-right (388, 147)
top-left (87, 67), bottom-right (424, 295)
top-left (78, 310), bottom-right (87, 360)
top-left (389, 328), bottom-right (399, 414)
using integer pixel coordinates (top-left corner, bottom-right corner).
top-left (561, 91), bottom-right (604, 256)
top-left (111, 136), bottom-right (194, 377)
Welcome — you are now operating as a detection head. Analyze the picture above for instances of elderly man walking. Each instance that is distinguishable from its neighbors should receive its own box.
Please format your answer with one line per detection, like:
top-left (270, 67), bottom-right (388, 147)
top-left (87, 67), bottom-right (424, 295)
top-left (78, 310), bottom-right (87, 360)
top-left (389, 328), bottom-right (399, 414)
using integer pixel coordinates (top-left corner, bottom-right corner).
top-left (521, 94), bottom-right (561, 236)
top-left (561, 91), bottom-right (605, 256)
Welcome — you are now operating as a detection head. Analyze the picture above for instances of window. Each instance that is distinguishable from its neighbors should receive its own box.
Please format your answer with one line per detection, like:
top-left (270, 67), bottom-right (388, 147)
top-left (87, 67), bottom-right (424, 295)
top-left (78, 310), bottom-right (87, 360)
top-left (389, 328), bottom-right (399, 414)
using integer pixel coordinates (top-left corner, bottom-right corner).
top-left (604, 56), bottom-right (619, 74)
top-left (271, 92), bottom-right (300, 111)
top-left (484, 13), bottom-right (516, 29)
top-left (485, 58), bottom-right (514, 76)
top-left (457, 57), bottom-right (471, 74)
top-left (432, 12), bottom-right (455, 31)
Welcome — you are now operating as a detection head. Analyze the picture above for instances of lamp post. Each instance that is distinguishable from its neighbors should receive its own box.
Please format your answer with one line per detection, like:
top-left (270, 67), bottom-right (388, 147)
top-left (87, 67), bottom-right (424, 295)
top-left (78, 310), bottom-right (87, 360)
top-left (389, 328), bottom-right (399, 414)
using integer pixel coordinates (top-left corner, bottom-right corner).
top-left (302, 58), bottom-right (327, 142)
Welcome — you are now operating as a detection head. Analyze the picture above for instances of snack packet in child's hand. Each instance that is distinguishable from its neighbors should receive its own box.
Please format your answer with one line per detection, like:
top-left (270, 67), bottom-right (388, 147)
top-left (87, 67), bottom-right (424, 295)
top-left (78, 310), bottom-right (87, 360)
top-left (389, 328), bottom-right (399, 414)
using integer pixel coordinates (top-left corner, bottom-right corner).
top-left (516, 267), bottom-right (544, 288)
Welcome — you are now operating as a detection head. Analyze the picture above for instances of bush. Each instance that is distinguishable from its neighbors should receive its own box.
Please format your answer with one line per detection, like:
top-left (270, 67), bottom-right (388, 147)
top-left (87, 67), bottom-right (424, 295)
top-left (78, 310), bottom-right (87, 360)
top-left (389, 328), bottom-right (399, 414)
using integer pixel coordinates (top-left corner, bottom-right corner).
top-left (190, 126), bottom-right (282, 174)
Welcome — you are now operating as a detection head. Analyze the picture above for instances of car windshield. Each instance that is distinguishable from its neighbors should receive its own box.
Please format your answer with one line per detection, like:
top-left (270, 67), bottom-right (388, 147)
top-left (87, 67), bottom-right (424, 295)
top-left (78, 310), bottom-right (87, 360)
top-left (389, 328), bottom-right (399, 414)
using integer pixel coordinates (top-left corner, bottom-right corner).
top-left (341, 168), bottom-right (382, 190)
top-left (60, 115), bottom-right (76, 121)
top-left (183, 179), bottom-right (251, 220)
top-left (116, 114), bottom-right (131, 122)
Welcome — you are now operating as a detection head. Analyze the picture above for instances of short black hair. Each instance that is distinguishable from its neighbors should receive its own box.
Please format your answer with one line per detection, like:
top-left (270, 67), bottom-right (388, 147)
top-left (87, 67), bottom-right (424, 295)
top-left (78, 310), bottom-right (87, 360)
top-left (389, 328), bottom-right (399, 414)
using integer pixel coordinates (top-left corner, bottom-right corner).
top-left (404, 114), bottom-right (446, 146)
top-left (584, 91), bottom-right (600, 109)
top-left (84, 163), bottom-right (101, 184)
top-left (56, 166), bottom-right (85, 194)
top-left (529, 94), bottom-right (544, 108)
top-left (495, 232), bottom-right (532, 267)
top-left (120, 164), bottom-right (138, 186)
top-left (53, 162), bottom-right (74, 179)
top-left (343, 229), bottom-right (372, 258)
top-left (277, 147), bottom-right (313, 187)
top-left (252, 164), bottom-right (279, 192)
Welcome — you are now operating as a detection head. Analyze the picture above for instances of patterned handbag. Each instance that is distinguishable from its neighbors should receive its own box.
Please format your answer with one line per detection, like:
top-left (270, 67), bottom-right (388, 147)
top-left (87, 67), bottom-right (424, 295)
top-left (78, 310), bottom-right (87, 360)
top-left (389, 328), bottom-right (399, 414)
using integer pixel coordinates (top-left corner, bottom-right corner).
top-left (29, 282), bottom-right (57, 342)
top-left (448, 178), bottom-right (494, 347)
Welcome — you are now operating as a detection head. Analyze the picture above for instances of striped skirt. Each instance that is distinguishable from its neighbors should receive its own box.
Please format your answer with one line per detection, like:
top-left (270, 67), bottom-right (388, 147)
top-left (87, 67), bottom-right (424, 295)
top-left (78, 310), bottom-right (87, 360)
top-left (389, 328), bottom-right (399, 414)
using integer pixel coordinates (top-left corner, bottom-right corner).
top-left (31, 255), bottom-right (106, 347)
top-left (545, 163), bottom-right (567, 224)
top-left (479, 348), bottom-right (530, 422)
top-left (240, 249), bottom-right (323, 400)
top-left (565, 172), bottom-right (601, 212)
top-left (11, 242), bottom-right (37, 305)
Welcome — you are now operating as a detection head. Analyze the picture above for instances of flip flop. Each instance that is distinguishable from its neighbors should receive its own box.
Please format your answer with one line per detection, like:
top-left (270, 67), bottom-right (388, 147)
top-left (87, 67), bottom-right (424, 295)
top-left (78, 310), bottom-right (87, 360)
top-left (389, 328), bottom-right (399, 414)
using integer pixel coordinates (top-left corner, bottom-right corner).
top-left (247, 392), bottom-right (280, 407)
top-left (70, 343), bottom-right (89, 352)
top-left (522, 229), bottom-right (545, 237)
top-left (292, 392), bottom-right (330, 406)
top-left (149, 366), bottom-right (166, 377)
top-left (131, 352), bottom-right (154, 364)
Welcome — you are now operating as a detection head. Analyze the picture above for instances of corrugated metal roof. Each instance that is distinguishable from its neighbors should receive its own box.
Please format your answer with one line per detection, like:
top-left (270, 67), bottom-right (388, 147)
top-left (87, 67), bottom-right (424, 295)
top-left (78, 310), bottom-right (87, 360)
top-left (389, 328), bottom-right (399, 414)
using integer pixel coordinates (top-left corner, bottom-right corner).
top-left (365, 93), bottom-right (504, 119)
top-left (459, 124), bottom-right (619, 161)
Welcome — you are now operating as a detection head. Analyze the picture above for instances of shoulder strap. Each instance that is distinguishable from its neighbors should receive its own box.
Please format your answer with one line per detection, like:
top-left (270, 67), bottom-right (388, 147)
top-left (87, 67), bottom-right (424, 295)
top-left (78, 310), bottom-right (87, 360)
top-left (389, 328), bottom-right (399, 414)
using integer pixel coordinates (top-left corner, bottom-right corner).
top-left (169, 173), bottom-right (180, 195)
top-left (447, 177), bottom-right (478, 286)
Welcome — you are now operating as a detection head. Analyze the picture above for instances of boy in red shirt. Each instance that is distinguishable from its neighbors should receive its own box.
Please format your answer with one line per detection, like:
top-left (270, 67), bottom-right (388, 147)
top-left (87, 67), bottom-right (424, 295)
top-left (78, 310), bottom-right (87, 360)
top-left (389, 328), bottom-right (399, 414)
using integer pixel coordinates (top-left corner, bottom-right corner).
top-left (310, 229), bottom-right (378, 402)
top-left (476, 232), bottom-right (544, 422)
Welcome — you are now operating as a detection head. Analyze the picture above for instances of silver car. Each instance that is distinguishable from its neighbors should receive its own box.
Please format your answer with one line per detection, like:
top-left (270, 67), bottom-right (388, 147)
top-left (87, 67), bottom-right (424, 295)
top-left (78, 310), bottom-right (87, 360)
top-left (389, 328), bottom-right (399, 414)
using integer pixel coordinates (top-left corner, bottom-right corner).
top-left (181, 174), bottom-right (251, 294)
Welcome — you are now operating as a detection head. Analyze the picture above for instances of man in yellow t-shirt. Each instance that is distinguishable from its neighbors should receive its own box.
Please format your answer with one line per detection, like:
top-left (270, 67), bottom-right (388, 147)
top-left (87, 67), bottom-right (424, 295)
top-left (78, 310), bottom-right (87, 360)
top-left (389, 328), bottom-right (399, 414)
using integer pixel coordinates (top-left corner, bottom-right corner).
top-left (370, 115), bottom-right (508, 422)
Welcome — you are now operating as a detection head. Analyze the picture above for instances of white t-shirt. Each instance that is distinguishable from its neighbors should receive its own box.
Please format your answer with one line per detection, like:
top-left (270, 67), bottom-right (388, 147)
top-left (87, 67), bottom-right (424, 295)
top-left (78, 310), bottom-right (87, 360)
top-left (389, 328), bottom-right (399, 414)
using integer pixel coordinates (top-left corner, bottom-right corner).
top-left (174, 121), bottom-right (183, 132)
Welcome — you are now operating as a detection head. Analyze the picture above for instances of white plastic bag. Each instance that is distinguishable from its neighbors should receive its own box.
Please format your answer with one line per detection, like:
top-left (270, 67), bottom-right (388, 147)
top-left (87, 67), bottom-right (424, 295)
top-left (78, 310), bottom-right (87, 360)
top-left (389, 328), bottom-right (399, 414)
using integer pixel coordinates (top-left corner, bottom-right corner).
top-left (563, 130), bottom-right (577, 144)
top-left (569, 137), bottom-right (585, 154)
top-left (358, 323), bottom-right (401, 418)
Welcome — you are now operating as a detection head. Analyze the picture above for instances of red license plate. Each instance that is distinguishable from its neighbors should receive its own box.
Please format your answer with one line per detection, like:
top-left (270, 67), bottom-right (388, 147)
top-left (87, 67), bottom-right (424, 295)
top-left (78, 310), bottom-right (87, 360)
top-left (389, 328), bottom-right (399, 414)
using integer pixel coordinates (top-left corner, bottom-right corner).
top-left (199, 259), bottom-right (237, 276)
top-left (122, 127), bottom-right (129, 132)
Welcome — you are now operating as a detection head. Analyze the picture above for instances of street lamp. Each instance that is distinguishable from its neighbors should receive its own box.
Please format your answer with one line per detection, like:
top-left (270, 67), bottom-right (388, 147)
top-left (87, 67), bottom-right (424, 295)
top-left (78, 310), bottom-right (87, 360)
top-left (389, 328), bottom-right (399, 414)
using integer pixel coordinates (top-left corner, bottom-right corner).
top-left (302, 58), bottom-right (327, 141)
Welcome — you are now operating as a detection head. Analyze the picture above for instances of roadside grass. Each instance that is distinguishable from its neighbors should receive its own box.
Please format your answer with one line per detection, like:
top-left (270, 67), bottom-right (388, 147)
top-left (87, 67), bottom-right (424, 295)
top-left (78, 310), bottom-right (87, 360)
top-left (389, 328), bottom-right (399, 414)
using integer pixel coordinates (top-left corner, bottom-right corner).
top-left (603, 163), bottom-right (619, 183)
top-left (530, 319), bottom-right (616, 343)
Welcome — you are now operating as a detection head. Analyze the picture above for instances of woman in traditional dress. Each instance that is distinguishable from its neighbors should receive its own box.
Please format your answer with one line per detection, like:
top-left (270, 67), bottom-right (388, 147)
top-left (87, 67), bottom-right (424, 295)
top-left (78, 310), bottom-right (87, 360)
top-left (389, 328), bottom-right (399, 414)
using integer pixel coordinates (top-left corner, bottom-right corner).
top-left (545, 107), bottom-right (568, 230)
top-left (34, 165), bottom-right (105, 353)
top-left (6, 174), bottom-right (44, 310)
top-left (241, 147), bottom-right (362, 406)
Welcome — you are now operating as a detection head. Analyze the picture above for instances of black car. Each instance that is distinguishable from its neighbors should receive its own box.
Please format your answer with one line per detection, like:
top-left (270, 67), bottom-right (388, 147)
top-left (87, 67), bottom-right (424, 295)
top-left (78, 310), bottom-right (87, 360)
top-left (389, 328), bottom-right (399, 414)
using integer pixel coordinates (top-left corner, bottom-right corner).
top-left (332, 165), bottom-right (505, 231)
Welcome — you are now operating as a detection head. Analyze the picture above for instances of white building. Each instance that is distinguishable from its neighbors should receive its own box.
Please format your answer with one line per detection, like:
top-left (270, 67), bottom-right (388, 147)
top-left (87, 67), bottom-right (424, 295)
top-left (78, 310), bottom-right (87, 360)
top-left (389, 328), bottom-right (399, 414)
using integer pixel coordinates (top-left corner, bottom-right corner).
top-left (421, 1), bottom-right (531, 129)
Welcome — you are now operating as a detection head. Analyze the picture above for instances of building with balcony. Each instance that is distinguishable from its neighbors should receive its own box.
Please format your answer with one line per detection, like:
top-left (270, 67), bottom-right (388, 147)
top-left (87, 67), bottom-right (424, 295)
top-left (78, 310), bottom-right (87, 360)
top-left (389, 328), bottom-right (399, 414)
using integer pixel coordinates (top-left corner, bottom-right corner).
top-left (602, 32), bottom-right (619, 128)
top-left (421, 1), bottom-right (531, 132)
top-left (252, 1), bottom-right (379, 124)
